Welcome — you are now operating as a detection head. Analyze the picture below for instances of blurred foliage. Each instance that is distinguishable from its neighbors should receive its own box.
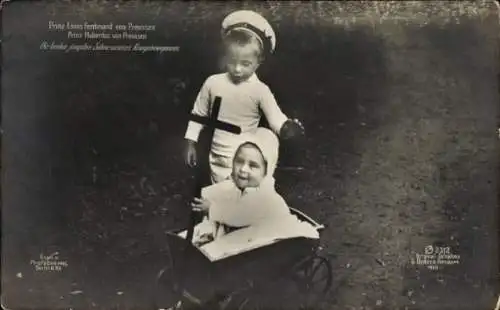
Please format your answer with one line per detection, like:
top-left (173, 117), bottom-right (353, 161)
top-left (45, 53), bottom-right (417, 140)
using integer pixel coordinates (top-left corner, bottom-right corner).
top-left (44, 1), bottom-right (496, 26)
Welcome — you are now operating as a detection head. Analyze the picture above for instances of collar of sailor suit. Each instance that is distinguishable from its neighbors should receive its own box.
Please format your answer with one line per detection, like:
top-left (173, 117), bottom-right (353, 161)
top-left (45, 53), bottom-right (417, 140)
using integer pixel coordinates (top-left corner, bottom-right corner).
top-left (225, 72), bottom-right (258, 84)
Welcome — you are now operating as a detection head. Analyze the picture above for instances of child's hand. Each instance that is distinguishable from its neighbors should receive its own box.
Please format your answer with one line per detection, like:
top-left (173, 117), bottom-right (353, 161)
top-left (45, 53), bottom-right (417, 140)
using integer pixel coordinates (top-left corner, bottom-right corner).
top-left (185, 140), bottom-right (197, 167)
top-left (280, 118), bottom-right (305, 140)
top-left (191, 197), bottom-right (210, 213)
top-left (193, 233), bottom-right (214, 247)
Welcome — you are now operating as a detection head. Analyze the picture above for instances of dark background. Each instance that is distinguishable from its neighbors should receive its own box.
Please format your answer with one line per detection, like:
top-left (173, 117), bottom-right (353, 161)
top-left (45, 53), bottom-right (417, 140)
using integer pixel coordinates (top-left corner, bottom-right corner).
top-left (2, 1), bottom-right (498, 309)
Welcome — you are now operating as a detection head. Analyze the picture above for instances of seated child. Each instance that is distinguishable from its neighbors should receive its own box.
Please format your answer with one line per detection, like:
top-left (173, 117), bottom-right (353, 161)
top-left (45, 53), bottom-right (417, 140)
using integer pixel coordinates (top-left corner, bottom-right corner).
top-left (190, 127), bottom-right (318, 247)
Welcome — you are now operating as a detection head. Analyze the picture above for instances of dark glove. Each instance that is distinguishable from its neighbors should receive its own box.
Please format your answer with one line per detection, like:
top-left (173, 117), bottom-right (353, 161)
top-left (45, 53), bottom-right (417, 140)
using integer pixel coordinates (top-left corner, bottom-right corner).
top-left (280, 118), bottom-right (305, 140)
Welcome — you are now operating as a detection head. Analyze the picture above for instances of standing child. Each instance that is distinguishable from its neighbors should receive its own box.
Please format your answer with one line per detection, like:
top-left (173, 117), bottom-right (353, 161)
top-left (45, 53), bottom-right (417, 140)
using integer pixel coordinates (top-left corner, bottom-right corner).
top-left (184, 10), bottom-right (304, 184)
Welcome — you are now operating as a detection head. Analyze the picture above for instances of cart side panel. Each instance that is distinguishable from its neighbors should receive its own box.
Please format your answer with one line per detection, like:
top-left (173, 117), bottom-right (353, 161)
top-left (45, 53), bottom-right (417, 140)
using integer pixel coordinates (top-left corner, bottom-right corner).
top-left (164, 233), bottom-right (215, 301)
top-left (212, 237), bottom-right (319, 291)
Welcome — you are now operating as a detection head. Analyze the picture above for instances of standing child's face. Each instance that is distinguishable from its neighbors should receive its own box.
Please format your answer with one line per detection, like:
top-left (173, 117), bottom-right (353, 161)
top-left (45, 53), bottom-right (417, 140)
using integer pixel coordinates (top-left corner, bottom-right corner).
top-left (232, 143), bottom-right (266, 190)
top-left (225, 43), bottom-right (261, 84)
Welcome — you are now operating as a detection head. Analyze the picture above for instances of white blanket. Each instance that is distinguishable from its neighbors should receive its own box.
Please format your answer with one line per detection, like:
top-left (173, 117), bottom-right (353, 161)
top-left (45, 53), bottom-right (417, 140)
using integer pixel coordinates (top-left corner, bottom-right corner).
top-left (178, 215), bottom-right (319, 261)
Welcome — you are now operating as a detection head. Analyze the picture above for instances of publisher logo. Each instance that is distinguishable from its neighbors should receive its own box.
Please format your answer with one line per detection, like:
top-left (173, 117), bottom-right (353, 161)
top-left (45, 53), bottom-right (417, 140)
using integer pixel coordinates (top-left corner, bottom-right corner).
top-left (30, 252), bottom-right (68, 272)
top-left (411, 245), bottom-right (460, 271)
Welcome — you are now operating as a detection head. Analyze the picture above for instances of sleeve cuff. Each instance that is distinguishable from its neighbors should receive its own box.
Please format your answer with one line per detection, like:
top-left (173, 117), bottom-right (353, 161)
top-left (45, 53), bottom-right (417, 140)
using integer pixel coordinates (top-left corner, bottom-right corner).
top-left (273, 116), bottom-right (288, 135)
top-left (184, 121), bottom-right (203, 142)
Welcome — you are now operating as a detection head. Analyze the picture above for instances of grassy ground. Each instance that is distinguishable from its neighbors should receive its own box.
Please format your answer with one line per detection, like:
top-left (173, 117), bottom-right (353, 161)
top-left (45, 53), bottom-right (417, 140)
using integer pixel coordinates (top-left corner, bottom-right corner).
top-left (2, 1), bottom-right (499, 309)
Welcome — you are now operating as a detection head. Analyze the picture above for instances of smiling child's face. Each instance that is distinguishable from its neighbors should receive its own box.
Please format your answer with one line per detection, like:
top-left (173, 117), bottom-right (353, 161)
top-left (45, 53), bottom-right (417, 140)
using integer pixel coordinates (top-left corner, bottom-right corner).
top-left (225, 42), bottom-right (261, 84)
top-left (232, 143), bottom-right (267, 190)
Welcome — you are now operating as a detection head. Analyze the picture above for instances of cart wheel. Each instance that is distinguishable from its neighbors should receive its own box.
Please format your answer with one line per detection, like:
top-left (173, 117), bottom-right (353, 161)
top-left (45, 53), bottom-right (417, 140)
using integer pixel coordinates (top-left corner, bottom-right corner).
top-left (291, 254), bottom-right (333, 309)
top-left (155, 263), bottom-right (183, 309)
top-left (228, 293), bottom-right (264, 310)
top-left (234, 297), bottom-right (262, 310)
top-left (220, 282), bottom-right (267, 310)
top-left (155, 257), bottom-right (206, 309)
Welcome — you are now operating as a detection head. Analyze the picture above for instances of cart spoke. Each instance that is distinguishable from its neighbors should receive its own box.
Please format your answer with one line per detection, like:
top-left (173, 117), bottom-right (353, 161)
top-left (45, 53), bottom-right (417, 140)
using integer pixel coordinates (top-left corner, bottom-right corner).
top-left (233, 296), bottom-right (264, 310)
top-left (290, 255), bottom-right (333, 309)
top-left (303, 260), bottom-right (314, 277)
top-left (238, 298), bottom-right (249, 310)
top-left (309, 257), bottom-right (326, 278)
top-left (154, 244), bottom-right (185, 309)
top-left (315, 273), bottom-right (331, 287)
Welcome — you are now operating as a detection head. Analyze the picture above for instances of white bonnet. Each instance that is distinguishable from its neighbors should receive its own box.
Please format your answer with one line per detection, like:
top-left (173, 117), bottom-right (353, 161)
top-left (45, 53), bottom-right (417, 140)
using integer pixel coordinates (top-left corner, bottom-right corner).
top-left (234, 127), bottom-right (279, 177)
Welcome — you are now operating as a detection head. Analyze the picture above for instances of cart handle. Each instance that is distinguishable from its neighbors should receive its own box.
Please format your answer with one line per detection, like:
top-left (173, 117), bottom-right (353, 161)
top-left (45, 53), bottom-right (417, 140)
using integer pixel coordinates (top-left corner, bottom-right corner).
top-left (185, 208), bottom-right (197, 243)
top-left (289, 207), bottom-right (325, 230)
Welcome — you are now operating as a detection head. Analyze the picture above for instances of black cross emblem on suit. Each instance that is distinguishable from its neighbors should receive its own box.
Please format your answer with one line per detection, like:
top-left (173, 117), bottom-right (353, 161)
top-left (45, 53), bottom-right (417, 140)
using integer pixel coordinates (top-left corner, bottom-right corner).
top-left (189, 96), bottom-right (242, 143)
top-left (185, 96), bottom-right (241, 242)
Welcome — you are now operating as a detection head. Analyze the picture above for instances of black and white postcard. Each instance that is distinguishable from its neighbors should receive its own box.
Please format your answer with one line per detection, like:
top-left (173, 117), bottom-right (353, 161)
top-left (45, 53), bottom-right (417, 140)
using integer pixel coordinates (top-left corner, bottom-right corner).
top-left (2, 1), bottom-right (499, 309)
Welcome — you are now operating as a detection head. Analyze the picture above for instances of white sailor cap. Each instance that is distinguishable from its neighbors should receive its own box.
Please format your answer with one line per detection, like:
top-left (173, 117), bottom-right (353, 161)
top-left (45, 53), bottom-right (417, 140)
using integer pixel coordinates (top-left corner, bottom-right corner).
top-left (221, 10), bottom-right (276, 55)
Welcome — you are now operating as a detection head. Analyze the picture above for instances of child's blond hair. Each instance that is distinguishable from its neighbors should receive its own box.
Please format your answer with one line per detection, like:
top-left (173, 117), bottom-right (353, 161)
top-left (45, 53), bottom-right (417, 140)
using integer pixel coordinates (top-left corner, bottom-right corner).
top-left (223, 29), bottom-right (264, 61)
